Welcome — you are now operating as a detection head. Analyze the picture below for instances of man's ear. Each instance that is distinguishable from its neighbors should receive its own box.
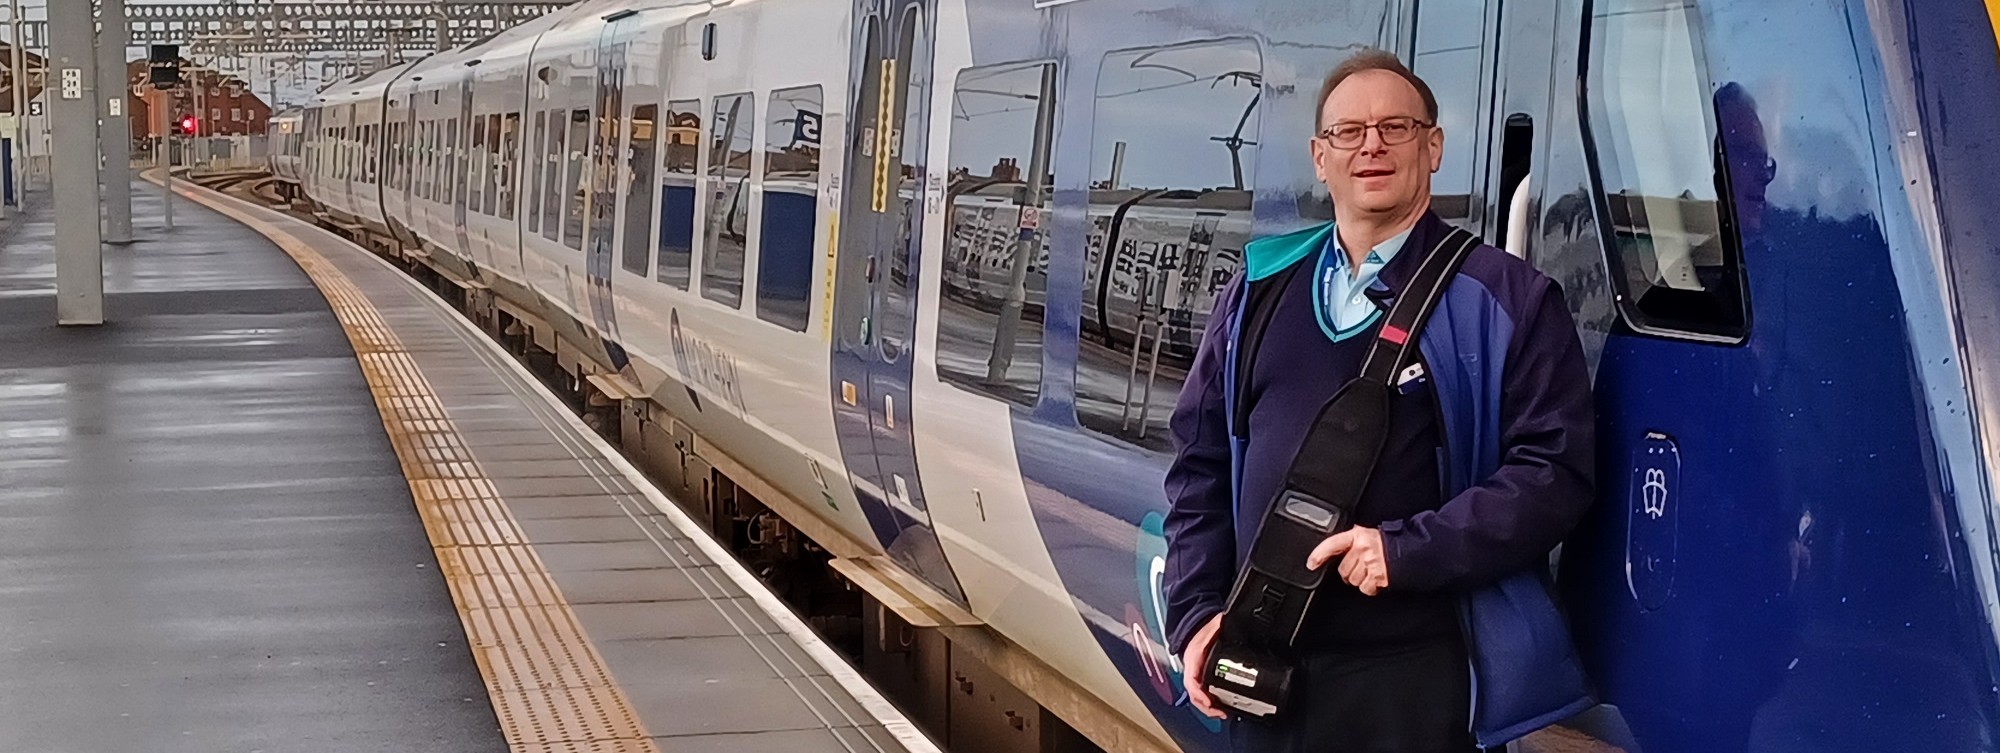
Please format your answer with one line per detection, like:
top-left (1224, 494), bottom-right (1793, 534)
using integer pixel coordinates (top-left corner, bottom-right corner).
top-left (1428, 126), bottom-right (1444, 173)
top-left (1311, 136), bottom-right (1331, 184)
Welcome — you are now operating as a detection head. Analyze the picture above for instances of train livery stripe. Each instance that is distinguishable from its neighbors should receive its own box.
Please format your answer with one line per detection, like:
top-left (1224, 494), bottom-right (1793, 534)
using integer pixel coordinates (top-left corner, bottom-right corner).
top-left (162, 174), bottom-right (663, 753)
top-left (1989, 0), bottom-right (2000, 56)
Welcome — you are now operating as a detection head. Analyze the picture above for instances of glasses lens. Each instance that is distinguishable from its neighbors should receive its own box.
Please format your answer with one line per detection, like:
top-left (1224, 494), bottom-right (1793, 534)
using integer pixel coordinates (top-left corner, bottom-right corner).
top-left (1332, 124), bottom-right (1365, 146)
top-left (1378, 118), bottom-right (1414, 144)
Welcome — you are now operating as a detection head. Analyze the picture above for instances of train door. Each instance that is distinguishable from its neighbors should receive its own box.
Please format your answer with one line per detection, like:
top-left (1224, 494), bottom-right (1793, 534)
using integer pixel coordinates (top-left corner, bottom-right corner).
top-left (587, 17), bottom-right (634, 371)
top-left (829, 0), bottom-right (965, 603)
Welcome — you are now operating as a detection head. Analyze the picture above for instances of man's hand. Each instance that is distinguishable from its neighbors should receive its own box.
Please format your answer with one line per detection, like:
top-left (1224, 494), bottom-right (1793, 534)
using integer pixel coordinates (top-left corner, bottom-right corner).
top-left (1180, 613), bottom-right (1228, 720)
top-left (1307, 526), bottom-right (1390, 595)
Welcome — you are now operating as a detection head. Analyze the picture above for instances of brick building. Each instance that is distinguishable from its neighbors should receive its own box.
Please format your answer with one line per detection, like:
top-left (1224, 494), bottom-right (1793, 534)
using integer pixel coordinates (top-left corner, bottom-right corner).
top-left (125, 60), bottom-right (273, 140)
top-left (0, 43), bottom-right (47, 113)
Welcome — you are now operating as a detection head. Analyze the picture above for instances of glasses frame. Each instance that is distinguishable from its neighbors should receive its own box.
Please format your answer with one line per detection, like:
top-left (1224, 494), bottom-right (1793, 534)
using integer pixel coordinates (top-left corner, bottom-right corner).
top-left (1316, 116), bottom-right (1435, 149)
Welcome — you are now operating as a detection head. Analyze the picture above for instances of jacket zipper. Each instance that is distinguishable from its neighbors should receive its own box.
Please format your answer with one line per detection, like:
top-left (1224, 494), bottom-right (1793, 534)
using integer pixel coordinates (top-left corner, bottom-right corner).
top-left (1414, 343), bottom-right (1482, 743)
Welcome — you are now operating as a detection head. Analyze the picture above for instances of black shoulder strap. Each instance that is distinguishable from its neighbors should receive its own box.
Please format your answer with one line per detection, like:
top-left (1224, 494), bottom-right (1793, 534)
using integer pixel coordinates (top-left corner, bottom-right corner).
top-left (1228, 226), bottom-right (1481, 437)
top-left (1358, 227), bottom-right (1481, 386)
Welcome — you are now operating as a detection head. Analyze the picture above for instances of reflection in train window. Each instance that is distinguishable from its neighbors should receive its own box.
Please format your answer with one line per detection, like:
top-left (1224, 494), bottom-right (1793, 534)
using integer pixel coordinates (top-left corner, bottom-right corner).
top-left (1080, 40), bottom-right (1260, 452)
top-left (540, 108), bottom-right (564, 242)
top-left (469, 116), bottom-right (487, 212)
top-left (483, 113), bottom-right (503, 216)
top-left (1583, 0), bottom-right (1748, 342)
top-left (410, 123), bottom-right (424, 198)
top-left (935, 62), bottom-right (1056, 406)
top-left (562, 108), bottom-right (590, 250)
top-left (757, 86), bottom-right (822, 332)
top-left (1411, 0), bottom-right (1489, 227)
top-left (448, 118), bottom-right (464, 213)
top-left (702, 93), bottom-right (754, 309)
top-left (875, 7), bottom-right (932, 362)
top-left (621, 104), bottom-right (659, 276)
top-left (528, 111), bottom-right (547, 233)
top-left (498, 113), bottom-right (520, 220)
top-left (424, 122), bottom-right (437, 200)
top-left (657, 100), bottom-right (700, 289)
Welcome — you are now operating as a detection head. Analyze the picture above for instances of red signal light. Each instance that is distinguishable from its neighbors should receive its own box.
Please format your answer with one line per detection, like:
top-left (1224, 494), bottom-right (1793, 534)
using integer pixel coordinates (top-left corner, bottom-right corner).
top-left (180, 114), bottom-right (197, 134)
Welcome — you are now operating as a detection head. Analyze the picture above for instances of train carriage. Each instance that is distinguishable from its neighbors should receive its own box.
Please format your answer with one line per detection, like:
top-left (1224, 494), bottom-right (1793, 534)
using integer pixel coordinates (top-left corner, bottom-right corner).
top-left (292, 1), bottom-right (2000, 751)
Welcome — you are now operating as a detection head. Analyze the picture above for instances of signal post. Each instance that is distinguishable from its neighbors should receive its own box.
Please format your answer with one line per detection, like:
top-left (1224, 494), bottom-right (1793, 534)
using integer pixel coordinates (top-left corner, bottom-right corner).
top-left (148, 45), bottom-right (179, 229)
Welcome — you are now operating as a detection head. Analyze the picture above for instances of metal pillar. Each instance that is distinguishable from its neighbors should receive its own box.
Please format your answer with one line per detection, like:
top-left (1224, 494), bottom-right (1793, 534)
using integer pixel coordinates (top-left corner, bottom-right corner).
top-left (191, 66), bottom-right (202, 166)
top-left (9, 0), bottom-right (25, 207)
top-left (97, 0), bottom-right (131, 243)
top-left (50, 0), bottom-right (102, 325)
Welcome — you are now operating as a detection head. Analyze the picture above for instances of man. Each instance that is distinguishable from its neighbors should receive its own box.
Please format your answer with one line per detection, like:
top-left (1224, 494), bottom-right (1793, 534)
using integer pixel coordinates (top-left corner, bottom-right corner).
top-left (1162, 50), bottom-right (1596, 752)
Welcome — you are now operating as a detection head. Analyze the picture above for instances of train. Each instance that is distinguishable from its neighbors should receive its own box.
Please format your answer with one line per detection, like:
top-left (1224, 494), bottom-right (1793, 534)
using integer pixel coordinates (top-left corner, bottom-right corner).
top-left (271, 0), bottom-right (2000, 751)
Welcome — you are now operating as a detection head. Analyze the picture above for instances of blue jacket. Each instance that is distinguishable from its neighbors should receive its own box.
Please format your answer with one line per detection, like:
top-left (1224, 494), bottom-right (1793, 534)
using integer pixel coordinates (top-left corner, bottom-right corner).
top-left (1162, 213), bottom-right (1597, 747)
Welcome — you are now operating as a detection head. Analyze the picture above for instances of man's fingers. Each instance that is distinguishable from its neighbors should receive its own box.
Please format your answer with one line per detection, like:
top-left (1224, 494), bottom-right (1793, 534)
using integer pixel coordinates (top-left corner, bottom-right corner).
top-left (1183, 670), bottom-right (1227, 720)
top-left (1337, 550), bottom-right (1360, 581)
top-left (1306, 530), bottom-right (1355, 570)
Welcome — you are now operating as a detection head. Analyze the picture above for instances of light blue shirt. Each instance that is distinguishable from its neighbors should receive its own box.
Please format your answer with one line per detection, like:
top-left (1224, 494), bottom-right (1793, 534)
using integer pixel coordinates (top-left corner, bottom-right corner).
top-left (1315, 226), bottom-right (1414, 341)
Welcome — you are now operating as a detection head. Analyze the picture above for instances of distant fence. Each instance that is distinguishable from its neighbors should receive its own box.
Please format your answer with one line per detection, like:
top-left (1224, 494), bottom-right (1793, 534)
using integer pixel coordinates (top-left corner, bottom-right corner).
top-left (133, 135), bottom-right (270, 171)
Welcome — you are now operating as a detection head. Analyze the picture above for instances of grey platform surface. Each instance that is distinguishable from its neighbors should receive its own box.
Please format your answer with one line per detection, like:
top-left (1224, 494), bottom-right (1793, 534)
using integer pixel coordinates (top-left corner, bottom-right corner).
top-left (0, 184), bottom-right (506, 752)
top-left (234, 187), bottom-right (921, 752)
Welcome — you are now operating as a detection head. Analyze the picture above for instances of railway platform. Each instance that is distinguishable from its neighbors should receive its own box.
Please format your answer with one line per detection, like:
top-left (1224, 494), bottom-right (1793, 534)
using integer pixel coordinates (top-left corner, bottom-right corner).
top-left (0, 179), bottom-right (938, 753)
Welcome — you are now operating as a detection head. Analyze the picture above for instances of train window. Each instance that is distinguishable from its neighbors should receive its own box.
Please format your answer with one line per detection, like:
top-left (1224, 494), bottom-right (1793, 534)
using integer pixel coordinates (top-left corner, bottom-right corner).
top-left (701, 93), bottom-right (753, 308)
top-left (499, 113), bottom-right (520, 220)
top-left (540, 108), bottom-right (563, 242)
top-left (422, 121), bottom-right (436, 200)
top-left (620, 104), bottom-right (659, 276)
top-left (562, 108), bottom-right (590, 250)
top-left (407, 123), bottom-right (420, 196)
top-left (657, 99), bottom-right (699, 289)
top-left (1078, 40), bottom-right (1261, 452)
top-left (528, 111), bottom-right (547, 233)
top-left (875, 8), bottom-right (932, 361)
top-left (1411, 0), bottom-right (1490, 227)
top-left (482, 113), bottom-right (503, 216)
top-left (387, 122), bottom-right (401, 191)
top-left (935, 62), bottom-right (1056, 405)
top-left (1582, 0), bottom-right (1748, 342)
top-left (449, 117), bottom-right (464, 212)
top-left (756, 86), bottom-right (822, 332)
top-left (469, 116), bottom-right (488, 212)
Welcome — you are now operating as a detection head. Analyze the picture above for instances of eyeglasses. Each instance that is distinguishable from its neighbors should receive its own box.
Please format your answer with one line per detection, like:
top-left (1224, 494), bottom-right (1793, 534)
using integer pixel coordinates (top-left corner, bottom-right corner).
top-left (1316, 116), bottom-right (1434, 149)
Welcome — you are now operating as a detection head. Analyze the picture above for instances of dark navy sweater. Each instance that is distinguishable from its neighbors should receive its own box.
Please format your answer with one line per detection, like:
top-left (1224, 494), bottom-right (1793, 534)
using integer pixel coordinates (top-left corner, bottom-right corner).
top-left (1239, 242), bottom-right (1461, 647)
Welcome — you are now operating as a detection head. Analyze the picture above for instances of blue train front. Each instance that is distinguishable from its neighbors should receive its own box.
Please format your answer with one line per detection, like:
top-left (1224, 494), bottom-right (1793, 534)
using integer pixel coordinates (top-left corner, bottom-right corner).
top-left (951, 0), bottom-right (2000, 750)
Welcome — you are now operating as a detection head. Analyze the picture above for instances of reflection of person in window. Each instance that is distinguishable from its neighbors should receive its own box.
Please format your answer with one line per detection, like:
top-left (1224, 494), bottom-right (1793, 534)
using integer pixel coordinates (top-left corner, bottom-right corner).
top-left (1717, 82), bottom-right (1774, 239)
top-left (1162, 50), bottom-right (1595, 751)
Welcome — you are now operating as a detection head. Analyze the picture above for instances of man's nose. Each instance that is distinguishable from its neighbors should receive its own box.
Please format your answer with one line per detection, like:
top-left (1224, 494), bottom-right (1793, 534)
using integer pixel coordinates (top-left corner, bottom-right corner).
top-left (1358, 126), bottom-right (1389, 154)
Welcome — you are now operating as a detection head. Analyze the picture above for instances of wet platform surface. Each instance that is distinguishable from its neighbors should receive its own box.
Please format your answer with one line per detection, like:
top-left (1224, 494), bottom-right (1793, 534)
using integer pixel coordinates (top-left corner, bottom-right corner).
top-left (0, 178), bottom-right (936, 753)
top-left (0, 184), bottom-right (505, 751)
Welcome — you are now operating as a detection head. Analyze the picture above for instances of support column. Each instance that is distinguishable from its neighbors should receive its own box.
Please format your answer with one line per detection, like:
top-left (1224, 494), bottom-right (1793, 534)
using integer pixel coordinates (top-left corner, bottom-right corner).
top-left (97, 0), bottom-right (131, 243)
top-left (50, 0), bottom-right (102, 325)
top-left (9, 0), bottom-right (24, 207)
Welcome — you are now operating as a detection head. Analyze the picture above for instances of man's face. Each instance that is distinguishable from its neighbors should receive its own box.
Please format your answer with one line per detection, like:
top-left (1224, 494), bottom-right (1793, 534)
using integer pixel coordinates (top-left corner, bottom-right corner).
top-left (1313, 70), bottom-right (1442, 220)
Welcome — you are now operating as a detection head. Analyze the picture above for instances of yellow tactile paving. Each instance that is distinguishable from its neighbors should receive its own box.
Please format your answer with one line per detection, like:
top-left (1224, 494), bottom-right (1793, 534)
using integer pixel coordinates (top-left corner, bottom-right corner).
top-left (171, 183), bottom-right (661, 753)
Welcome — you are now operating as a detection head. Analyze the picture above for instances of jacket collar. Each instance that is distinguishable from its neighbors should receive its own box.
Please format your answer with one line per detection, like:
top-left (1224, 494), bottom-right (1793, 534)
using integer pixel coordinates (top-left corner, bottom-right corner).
top-left (1240, 207), bottom-right (1453, 293)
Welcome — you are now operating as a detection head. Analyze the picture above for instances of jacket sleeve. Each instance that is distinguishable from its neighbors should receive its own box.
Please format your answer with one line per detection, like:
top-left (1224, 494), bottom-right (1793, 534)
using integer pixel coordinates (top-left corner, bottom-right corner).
top-left (1379, 276), bottom-right (1595, 592)
top-left (1162, 272), bottom-right (1245, 656)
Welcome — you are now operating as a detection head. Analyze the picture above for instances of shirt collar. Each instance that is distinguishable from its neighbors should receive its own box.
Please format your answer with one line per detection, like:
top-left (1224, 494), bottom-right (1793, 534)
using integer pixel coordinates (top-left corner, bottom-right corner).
top-left (1329, 225), bottom-right (1416, 279)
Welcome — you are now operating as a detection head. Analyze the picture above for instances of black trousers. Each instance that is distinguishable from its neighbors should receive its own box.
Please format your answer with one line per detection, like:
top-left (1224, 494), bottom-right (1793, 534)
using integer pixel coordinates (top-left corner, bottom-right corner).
top-left (1229, 635), bottom-right (1478, 753)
